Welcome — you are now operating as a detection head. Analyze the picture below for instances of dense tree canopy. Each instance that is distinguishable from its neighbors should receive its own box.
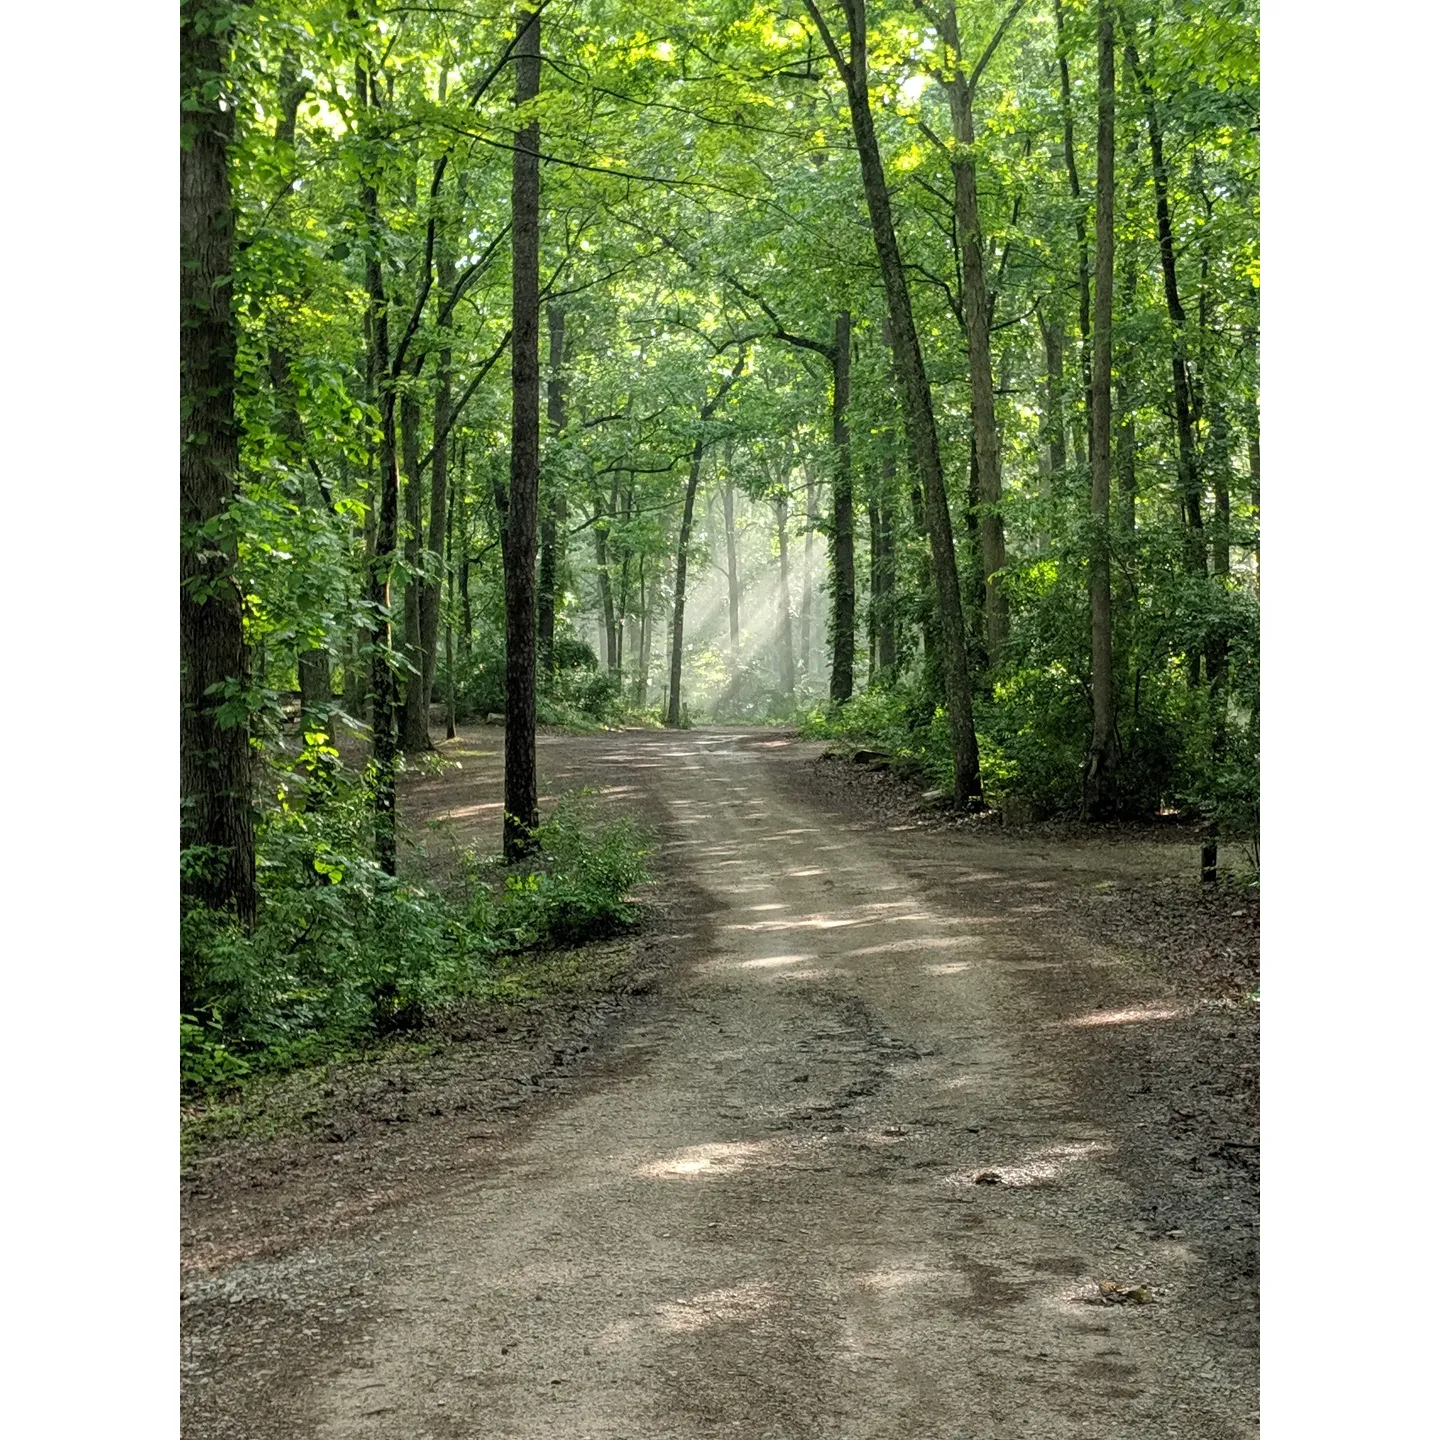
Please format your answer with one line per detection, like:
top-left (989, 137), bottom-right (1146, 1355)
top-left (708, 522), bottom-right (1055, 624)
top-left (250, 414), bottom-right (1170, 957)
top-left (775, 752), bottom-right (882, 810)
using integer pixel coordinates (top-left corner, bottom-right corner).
top-left (181, 0), bottom-right (1258, 914)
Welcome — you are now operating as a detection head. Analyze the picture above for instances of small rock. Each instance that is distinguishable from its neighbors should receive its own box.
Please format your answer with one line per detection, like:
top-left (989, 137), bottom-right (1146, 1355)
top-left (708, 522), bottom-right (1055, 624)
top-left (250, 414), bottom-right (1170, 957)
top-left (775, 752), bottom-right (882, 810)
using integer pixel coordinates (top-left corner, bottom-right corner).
top-left (1166, 1229), bottom-right (1185, 1239)
top-left (974, 1170), bottom-right (1003, 1185)
top-left (791, 1074), bottom-right (809, 1084)
top-left (1095, 1281), bottom-right (1154, 1305)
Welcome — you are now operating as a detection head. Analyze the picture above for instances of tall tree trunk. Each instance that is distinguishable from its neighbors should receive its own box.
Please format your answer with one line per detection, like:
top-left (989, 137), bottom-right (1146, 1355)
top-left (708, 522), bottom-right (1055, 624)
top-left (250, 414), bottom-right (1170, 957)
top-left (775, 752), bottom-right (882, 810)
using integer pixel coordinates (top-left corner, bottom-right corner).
top-left (723, 478), bottom-right (741, 658)
top-left (264, 344), bottom-right (334, 741)
top-left (667, 442), bottom-right (706, 728)
top-left (399, 388), bottom-right (430, 751)
top-left (181, 2), bottom-right (256, 922)
top-left (298, 650), bottom-right (331, 736)
top-left (358, 58), bottom-right (401, 875)
top-left (867, 497), bottom-right (880, 678)
top-left (1210, 409), bottom-right (1232, 580)
top-left (412, 172), bottom-right (456, 748)
top-left (594, 489), bottom-right (618, 670)
top-left (829, 310), bottom-right (856, 702)
top-left (444, 459), bottom-right (457, 740)
top-left (1055, 0), bottom-right (1093, 430)
top-left (1127, 39), bottom-right (1203, 574)
top-left (667, 352), bottom-right (745, 727)
top-left (616, 484), bottom-right (633, 676)
top-left (503, 5), bottom-right (541, 859)
top-left (945, 57), bottom-right (1009, 659)
top-left (877, 442), bottom-right (897, 672)
top-left (1248, 427), bottom-right (1260, 582)
top-left (800, 465), bottom-right (817, 676)
top-left (538, 304), bottom-right (567, 671)
top-left (1115, 247), bottom-right (1138, 540)
top-left (1084, 5), bottom-right (1117, 819)
top-left (776, 493), bottom-right (795, 705)
top-left (458, 472), bottom-right (473, 661)
top-left (806, 0), bottom-right (981, 800)
top-left (635, 556), bottom-right (651, 708)
top-left (1038, 304), bottom-right (1066, 552)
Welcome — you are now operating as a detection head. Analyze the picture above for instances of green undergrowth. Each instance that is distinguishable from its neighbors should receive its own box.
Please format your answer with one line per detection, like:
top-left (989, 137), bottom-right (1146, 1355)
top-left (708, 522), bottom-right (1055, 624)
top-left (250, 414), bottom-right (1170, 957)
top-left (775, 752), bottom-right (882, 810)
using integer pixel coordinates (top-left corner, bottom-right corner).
top-left (181, 747), bottom-right (653, 1101)
top-left (180, 932), bottom-right (645, 1162)
top-left (802, 654), bottom-right (1258, 843)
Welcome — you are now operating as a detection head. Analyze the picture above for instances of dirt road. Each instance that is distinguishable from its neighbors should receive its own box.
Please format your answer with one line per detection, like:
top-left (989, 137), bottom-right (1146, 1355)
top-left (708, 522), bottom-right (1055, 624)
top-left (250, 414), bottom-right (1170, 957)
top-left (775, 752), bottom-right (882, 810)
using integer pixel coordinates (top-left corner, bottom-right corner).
top-left (185, 728), bottom-right (1258, 1439)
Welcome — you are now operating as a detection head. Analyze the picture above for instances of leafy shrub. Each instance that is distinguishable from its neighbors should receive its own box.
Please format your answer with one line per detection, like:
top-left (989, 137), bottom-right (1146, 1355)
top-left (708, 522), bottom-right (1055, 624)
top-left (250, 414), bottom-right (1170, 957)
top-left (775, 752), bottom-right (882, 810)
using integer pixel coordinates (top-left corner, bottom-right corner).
top-left (181, 763), bottom-right (653, 1095)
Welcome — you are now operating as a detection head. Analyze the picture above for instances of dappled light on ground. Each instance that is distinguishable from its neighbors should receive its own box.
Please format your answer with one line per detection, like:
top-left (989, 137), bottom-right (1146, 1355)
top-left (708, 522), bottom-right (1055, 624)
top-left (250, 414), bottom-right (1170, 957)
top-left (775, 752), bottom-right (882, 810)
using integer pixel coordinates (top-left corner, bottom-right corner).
top-left (636, 1139), bottom-right (775, 1180)
top-left (1060, 1004), bottom-right (1183, 1029)
top-left (738, 954), bottom-right (811, 969)
top-left (947, 1140), bottom-right (1114, 1189)
top-left (656, 1280), bottom-right (776, 1334)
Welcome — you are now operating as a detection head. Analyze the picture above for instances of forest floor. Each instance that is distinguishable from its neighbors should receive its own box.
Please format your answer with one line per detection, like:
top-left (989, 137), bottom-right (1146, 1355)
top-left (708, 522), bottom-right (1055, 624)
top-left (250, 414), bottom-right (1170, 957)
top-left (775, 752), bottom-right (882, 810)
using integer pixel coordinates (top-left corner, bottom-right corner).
top-left (182, 725), bottom-right (1259, 1439)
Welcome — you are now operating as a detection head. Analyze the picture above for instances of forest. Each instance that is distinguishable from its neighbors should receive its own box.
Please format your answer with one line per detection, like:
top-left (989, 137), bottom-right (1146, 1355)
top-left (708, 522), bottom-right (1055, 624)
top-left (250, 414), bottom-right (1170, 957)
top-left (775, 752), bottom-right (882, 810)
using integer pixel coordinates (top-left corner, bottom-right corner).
top-left (180, 0), bottom-right (1258, 1086)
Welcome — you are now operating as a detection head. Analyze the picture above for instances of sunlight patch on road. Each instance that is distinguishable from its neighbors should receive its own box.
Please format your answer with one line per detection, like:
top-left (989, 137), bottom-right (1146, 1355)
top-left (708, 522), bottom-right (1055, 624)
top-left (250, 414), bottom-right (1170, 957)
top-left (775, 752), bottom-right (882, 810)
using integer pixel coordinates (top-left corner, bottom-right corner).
top-left (638, 1140), bottom-right (774, 1180)
top-left (738, 954), bottom-right (810, 969)
top-left (846, 935), bottom-right (981, 958)
top-left (925, 962), bottom-right (974, 975)
top-left (746, 903), bottom-right (788, 912)
top-left (785, 867), bottom-right (826, 877)
top-left (1059, 1004), bottom-right (1183, 1029)
top-left (858, 1266), bottom-right (944, 1292)
top-left (656, 1279), bottom-right (775, 1333)
top-left (439, 801), bottom-right (502, 820)
top-left (947, 1139), bottom-right (1114, 1189)
top-left (723, 915), bottom-right (861, 932)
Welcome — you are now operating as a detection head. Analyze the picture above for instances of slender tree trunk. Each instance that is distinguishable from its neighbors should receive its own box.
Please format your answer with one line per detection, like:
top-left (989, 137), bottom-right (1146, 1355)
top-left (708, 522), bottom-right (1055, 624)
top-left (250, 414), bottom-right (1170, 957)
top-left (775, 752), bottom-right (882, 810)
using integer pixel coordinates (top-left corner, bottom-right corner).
top-left (776, 493), bottom-right (795, 705)
top-left (445, 458), bottom-right (457, 740)
top-left (538, 305), bottom-right (567, 671)
top-left (635, 556), bottom-right (651, 708)
top-left (458, 492), bottom-right (473, 659)
top-left (1127, 39), bottom-right (1204, 574)
top-left (265, 345), bottom-right (334, 740)
top-left (867, 498), bottom-right (880, 677)
top-left (800, 465), bottom-right (817, 676)
top-left (947, 70), bottom-right (1009, 659)
top-left (1038, 304), bottom-right (1066, 552)
top-left (667, 442), bottom-right (706, 728)
top-left (298, 650), bottom-right (331, 736)
top-left (503, 5), bottom-right (541, 859)
top-left (357, 59), bottom-right (402, 875)
top-left (399, 388), bottom-right (430, 750)
top-left (181, 3), bottom-right (256, 921)
top-left (829, 310), bottom-right (856, 702)
top-left (877, 440), bottom-right (897, 671)
top-left (723, 478), bottom-right (741, 658)
top-left (1055, 0), bottom-right (1093, 430)
top-left (616, 484), bottom-right (632, 679)
top-left (667, 352), bottom-right (744, 727)
top-left (1210, 410), bottom-right (1232, 579)
top-left (809, 0), bottom-right (981, 800)
top-left (411, 171), bottom-right (456, 747)
top-left (1115, 247), bottom-right (1138, 540)
top-left (594, 490), bottom-right (618, 670)
top-left (1084, 5), bottom-right (1117, 819)
top-left (965, 432), bottom-right (987, 644)
top-left (1248, 427), bottom-right (1260, 582)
